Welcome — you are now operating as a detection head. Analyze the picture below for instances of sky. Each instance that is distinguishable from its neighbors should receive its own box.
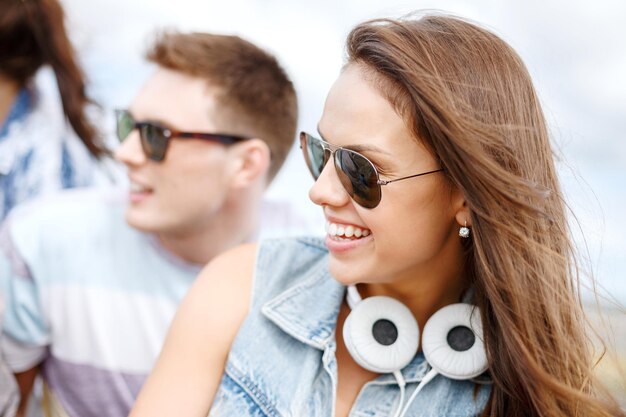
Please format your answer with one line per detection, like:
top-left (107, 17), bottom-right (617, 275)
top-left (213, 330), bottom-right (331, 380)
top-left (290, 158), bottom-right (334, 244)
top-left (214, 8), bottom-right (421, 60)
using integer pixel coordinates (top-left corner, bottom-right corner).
top-left (61, 0), bottom-right (626, 303)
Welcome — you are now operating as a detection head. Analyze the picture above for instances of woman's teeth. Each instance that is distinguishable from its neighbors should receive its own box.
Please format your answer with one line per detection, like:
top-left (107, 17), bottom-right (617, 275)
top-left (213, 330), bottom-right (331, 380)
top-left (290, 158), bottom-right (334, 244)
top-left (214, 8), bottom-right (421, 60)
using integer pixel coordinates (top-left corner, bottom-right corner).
top-left (327, 222), bottom-right (370, 239)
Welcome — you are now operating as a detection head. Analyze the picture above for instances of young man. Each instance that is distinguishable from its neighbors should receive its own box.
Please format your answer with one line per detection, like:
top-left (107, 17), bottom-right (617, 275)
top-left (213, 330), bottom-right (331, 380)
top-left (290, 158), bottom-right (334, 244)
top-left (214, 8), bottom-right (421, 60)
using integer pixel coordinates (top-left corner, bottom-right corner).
top-left (0, 32), bottom-right (298, 417)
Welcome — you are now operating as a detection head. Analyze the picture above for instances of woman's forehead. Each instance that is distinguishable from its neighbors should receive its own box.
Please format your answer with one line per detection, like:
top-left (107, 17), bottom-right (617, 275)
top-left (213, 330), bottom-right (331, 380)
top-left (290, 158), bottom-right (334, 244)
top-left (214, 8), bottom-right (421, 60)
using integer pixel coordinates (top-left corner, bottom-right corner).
top-left (318, 65), bottom-right (433, 163)
top-left (320, 67), bottom-right (404, 143)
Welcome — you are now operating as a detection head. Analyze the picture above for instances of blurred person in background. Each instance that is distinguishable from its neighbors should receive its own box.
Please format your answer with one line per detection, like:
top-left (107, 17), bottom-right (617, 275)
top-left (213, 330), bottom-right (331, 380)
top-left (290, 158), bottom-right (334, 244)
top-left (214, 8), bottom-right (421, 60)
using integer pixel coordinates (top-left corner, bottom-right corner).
top-left (0, 31), bottom-right (298, 417)
top-left (0, 0), bottom-right (117, 221)
top-left (1, 0), bottom-right (117, 415)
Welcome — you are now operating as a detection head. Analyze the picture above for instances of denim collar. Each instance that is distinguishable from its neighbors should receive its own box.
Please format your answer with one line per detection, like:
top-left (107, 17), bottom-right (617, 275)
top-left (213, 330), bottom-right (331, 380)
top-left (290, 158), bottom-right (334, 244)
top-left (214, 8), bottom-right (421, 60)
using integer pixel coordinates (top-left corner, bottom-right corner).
top-left (261, 257), bottom-right (343, 350)
top-left (261, 243), bottom-right (432, 384)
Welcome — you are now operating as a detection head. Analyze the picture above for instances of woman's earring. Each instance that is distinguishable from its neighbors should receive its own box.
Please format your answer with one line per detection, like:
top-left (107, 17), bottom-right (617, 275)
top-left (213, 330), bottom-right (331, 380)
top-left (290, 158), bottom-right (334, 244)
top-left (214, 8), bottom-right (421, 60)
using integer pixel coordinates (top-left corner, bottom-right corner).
top-left (459, 221), bottom-right (470, 238)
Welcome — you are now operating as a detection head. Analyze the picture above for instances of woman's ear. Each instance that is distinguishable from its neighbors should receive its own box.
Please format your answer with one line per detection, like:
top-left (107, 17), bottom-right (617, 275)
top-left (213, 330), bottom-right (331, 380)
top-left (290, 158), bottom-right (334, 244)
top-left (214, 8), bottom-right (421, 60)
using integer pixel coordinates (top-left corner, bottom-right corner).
top-left (455, 203), bottom-right (471, 228)
top-left (451, 187), bottom-right (472, 228)
top-left (228, 139), bottom-right (271, 189)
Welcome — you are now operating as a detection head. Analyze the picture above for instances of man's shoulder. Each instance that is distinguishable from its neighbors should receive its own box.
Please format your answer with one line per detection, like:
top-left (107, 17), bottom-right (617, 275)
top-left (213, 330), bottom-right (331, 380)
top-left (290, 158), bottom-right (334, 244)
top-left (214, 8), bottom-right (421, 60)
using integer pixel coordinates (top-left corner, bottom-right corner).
top-left (4, 187), bottom-right (129, 250)
top-left (8, 187), bottom-right (125, 224)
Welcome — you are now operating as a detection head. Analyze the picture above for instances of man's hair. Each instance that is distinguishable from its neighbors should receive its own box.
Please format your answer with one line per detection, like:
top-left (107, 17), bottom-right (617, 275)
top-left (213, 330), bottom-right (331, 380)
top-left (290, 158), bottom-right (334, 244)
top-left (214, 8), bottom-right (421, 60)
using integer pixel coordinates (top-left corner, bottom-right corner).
top-left (146, 31), bottom-right (298, 182)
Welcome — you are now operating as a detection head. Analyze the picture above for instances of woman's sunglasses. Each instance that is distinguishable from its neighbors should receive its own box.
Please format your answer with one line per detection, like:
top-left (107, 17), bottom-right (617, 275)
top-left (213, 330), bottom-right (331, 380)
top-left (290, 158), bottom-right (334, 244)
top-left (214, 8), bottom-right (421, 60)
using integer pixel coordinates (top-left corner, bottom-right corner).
top-left (115, 109), bottom-right (250, 162)
top-left (300, 132), bottom-right (443, 209)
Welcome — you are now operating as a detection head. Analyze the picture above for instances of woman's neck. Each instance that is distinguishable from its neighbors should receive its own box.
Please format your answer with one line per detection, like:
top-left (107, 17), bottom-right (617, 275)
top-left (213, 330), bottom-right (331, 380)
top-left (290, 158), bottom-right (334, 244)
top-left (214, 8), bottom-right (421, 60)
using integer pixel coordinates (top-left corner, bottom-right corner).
top-left (358, 277), bottom-right (466, 336)
top-left (0, 77), bottom-right (21, 126)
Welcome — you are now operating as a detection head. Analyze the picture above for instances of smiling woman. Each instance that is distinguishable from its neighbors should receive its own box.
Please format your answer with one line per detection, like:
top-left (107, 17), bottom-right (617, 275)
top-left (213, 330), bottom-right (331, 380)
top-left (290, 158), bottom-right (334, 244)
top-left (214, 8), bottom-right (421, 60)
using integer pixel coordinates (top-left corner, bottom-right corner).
top-left (129, 13), bottom-right (625, 417)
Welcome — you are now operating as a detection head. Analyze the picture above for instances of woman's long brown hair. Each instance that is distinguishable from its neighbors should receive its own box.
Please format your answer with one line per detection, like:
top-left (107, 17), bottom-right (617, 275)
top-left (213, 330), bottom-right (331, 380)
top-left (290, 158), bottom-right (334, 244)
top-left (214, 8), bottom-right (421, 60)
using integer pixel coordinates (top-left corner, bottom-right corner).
top-left (346, 14), bottom-right (623, 417)
top-left (0, 0), bottom-right (106, 157)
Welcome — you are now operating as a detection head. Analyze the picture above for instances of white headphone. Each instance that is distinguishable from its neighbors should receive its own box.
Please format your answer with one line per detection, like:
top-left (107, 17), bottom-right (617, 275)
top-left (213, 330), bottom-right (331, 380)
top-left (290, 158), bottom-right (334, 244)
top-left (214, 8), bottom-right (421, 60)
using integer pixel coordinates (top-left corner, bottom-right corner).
top-left (342, 285), bottom-right (488, 417)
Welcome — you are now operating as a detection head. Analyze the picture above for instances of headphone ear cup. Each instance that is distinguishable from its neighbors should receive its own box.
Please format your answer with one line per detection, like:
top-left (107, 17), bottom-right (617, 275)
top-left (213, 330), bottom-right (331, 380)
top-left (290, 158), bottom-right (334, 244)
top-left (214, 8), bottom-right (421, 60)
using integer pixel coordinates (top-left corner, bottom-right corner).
top-left (342, 296), bottom-right (419, 374)
top-left (422, 303), bottom-right (488, 380)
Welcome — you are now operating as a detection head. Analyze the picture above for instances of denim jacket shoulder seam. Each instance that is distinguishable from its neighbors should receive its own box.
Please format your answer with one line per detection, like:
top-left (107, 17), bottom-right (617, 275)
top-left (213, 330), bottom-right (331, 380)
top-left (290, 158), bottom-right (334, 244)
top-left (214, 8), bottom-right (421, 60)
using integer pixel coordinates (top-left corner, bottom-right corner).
top-left (225, 360), bottom-right (282, 417)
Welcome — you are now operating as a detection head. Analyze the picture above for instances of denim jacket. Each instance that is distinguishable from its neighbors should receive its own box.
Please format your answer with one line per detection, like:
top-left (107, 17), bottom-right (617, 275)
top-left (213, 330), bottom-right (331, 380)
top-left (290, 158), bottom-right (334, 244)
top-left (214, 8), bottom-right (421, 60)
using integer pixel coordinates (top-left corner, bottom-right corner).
top-left (209, 237), bottom-right (491, 417)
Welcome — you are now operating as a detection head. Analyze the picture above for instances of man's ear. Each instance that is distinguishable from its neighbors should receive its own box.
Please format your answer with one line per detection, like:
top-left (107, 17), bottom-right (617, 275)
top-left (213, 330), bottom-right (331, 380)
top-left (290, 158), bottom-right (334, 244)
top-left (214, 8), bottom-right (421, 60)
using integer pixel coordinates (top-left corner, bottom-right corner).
top-left (227, 139), bottom-right (271, 189)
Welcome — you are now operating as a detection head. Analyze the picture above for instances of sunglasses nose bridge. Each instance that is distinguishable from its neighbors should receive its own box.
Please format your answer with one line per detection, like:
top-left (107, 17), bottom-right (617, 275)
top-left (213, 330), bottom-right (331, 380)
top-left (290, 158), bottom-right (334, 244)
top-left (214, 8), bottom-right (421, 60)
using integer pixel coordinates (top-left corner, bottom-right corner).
top-left (308, 149), bottom-right (353, 209)
top-left (114, 129), bottom-right (147, 165)
top-left (321, 146), bottom-right (346, 186)
top-left (318, 141), bottom-right (334, 168)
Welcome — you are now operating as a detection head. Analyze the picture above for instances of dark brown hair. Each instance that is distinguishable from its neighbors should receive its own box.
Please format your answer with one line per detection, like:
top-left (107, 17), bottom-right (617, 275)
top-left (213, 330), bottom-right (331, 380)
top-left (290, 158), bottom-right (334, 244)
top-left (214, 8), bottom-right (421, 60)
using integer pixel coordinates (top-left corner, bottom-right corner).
top-left (146, 32), bottom-right (298, 182)
top-left (346, 14), bottom-right (623, 417)
top-left (0, 0), bottom-right (106, 157)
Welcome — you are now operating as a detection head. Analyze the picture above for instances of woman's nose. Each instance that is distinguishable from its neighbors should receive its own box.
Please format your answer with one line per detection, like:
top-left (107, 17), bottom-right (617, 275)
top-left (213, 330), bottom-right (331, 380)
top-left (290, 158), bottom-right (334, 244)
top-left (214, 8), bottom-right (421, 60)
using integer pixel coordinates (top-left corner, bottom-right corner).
top-left (308, 156), bottom-right (351, 208)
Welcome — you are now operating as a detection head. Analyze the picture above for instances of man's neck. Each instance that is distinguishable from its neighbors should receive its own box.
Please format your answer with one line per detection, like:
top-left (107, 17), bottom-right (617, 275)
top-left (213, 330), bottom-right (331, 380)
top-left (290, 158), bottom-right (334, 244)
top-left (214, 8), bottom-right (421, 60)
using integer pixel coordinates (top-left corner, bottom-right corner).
top-left (0, 77), bottom-right (21, 126)
top-left (155, 192), bottom-right (262, 265)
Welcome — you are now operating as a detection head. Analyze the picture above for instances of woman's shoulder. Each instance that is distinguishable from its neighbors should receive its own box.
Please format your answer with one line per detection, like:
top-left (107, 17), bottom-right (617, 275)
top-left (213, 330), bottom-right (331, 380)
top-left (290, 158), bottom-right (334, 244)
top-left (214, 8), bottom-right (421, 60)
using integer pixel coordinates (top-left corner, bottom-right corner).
top-left (255, 236), bottom-right (328, 276)
top-left (256, 236), bottom-right (327, 267)
top-left (252, 236), bottom-right (329, 299)
top-left (195, 236), bottom-right (328, 303)
top-left (189, 236), bottom-right (331, 331)
top-left (257, 235), bottom-right (327, 255)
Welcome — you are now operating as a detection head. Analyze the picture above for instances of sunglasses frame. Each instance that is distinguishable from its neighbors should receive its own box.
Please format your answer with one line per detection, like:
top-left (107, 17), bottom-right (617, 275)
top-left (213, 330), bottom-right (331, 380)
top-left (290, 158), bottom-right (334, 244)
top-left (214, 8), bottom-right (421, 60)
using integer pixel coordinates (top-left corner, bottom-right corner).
top-left (300, 131), bottom-right (444, 208)
top-left (115, 109), bottom-right (251, 162)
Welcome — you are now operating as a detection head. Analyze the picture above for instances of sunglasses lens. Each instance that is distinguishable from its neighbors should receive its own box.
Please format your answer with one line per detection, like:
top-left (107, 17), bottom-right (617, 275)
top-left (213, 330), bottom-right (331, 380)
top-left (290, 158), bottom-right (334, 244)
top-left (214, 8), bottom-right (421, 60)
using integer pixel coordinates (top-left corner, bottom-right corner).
top-left (116, 111), bottom-right (135, 142)
top-left (335, 149), bottom-right (381, 209)
top-left (301, 133), bottom-right (329, 179)
top-left (139, 124), bottom-right (168, 161)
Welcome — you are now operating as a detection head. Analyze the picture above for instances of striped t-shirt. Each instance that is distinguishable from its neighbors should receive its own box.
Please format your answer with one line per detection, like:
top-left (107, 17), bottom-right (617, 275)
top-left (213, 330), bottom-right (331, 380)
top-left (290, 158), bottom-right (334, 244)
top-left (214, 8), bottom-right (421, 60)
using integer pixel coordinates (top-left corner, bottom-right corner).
top-left (0, 189), bottom-right (204, 417)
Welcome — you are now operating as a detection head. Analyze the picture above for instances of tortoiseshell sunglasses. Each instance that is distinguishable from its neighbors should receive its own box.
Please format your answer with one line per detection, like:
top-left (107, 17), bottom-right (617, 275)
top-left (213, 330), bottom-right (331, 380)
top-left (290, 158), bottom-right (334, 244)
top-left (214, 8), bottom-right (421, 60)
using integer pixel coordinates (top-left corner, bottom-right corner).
top-left (115, 109), bottom-right (250, 162)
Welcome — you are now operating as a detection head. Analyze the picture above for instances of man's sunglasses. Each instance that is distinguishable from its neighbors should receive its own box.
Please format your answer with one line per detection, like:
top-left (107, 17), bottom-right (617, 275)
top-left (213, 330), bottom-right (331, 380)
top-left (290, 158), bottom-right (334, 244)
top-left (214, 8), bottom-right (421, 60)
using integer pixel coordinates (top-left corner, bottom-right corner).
top-left (300, 132), bottom-right (443, 209)
top-left (115, 109), bottom-right (250, 162)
